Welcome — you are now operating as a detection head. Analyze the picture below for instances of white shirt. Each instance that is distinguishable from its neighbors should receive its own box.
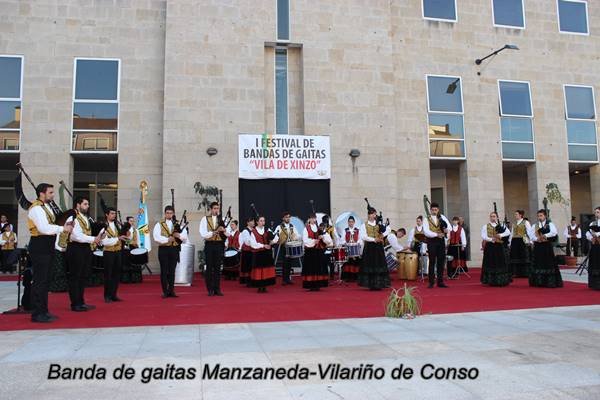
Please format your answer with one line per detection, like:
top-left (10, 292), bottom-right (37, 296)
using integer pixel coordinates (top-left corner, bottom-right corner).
top-left (28, 203), bottom-right (63, 236)
top-left (387, 233), bottom-right (408, 252)
top-left (527, 220), bottom-right (557, 242)
top-left (447, 224), bottom-right (467, 247)
top-left (481, 222), bottom-right (510, 242)
top-left (69, 213), bottom-right (96, 244)
top-left (563, 225), bottom-right (582, 240)
top-left (586, 220), bottom-right (600, 241)
top-left (302, 224), bottom-right (333, 248)
top-left (199, 215), bottom-right (228, 240)
top-left (359, 220), bottom-right (391, 243)
top-left (101, 221), bottom-right (120, 247)
top-left (153, 219), bottom-right (188, 245)
top-left (338, 226), bottom-right (360, 245)
top-left (239, 228), bottom-right (253, 249)
top-left (128, 226), bottom-right (139, 247)
top-left (249, 226), bottom-right (272, 249)
top-left (54, 235), bottom-right (65, 252)
top-left (273, 223), bottom-right (299, 243)
top-left (422, 215), bottom-right (451, 239)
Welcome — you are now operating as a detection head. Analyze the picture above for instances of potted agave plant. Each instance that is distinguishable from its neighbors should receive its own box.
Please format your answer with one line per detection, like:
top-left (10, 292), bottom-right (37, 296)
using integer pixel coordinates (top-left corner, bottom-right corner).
top-left (385, 283), bottom-right (421, 319)
top-left (545, 183), bottom-right (575, 267)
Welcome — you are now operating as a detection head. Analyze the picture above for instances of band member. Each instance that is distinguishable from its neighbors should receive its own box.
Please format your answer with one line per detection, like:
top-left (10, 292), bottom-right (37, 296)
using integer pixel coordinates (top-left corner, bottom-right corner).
top-left (126, 216), bottom-right (139, 248)
top-left (321, 215), bottom-right (337, 278)
top-left (338, 216), bottom-right (361, 282)
top-left (153, 205), bottom-right (188, 298)
top-left (302, 215), bottom-right (332, 291)
top-left (66, 197), bottom-right (102, 312)
top-left (510, 210), bottom-right (532, 277)
top-left (458, 216), bottom-right (470, 261)
top-left (358, 207), bottom-right (391, 291)
top-left (0, 223), bottom-right (17, 273)
top-left (272, 212), bottom-right (299, 285)
top-left (223, 220), bottom-right (241, 280)
top-left (199, 202), bottom-right (227, 296)
top-left (239, 217), bottom-right (255, 285)
top-left (564, 217), bottom-right (581, 257)
top-left (527, 209), bottom-right (563, 288)
top-left (423, 203), bottom-right (450, 288)
top-left (28, 183), bottom-right (73, 323)
top-left (447, 217), bottom-right (467, 279)
top-left (50, 230), bottom-right (69, 292)
top-left (0, 214), bottom-right (13, 233)
top-left (102, 208), bottom-right (129, 303)
top-left (249, 216), bottom-right (277, 292)
top-left (387, 228), bottom-right (409, 252)
top-left (586, 206), bottom-right (600, 290)
top-left (481, 212), bottom-right (512, 287)
top-left (408, 216), bottom-right (427, 255)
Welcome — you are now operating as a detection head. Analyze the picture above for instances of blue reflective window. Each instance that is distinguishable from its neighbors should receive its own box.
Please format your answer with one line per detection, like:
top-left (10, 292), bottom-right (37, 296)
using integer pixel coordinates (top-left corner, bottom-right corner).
top-left (275, 49), bottom-right (288, 135)
top-left (427, 76), bottom-right (462, 113)
top-left (423, 0), bottom-right (456, 21)
top-left (558, 0), bottom-right (588, 34)
top-left (277, 0), bottom-right (290, 40)
top-left (565, 86), bottom-right (595, 120)
top-left (73, 103), bottom-right (119, 130)
top-left (499, 81), bottom-right (532, 116)
top-left (501, 117), bottom-right (533, 142)
top-left (0, 102), bottom-right (20, 129)
top-left (502, 142), bottom-right (535, 160)
top-left (493, 0), bottom-right (525, 28)
top-left (428, 113), bottom-right (464, 139)
top-left (568, 145), bottom-right (598, 162)
top-left (75, 59), bottom-right (119, 100)
top-left (567, 121), bottom-right (597, 144)
top-left (0, 57), bottom-right (22, 98)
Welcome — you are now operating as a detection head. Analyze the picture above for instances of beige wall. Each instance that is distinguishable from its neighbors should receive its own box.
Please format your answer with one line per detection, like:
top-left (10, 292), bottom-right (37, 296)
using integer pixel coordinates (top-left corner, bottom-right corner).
top-left (570, 173), bottom-right (592, 221)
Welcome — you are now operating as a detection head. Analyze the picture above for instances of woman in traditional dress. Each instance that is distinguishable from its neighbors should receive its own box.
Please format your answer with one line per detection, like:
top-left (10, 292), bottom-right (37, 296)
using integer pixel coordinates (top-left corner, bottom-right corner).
top-left (481, 212), bottom-right (512, 287)
top-left (249, 216), bottom-right (276, 293)
top-left (302, 215), bottom-right (331, 291)
top-left (509, 210), bottom-right (532, 278)
top-left (447, 216), bottom-right (467, 279)
top-left (586, 206), bottom-right (600, 290)
top-left (527, 209), bottom-right (563, 288)
top-left (358, 207), bottom-right (391, 291)
top-left (338, 216), bottom-right (361, 282)
top-left (238, 217), bottom-right (255, 286)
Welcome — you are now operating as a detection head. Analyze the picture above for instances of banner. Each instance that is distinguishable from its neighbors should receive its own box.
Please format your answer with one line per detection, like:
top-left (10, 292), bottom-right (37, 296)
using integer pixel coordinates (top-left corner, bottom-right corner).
top-left (239, 134), bottom-right (331, 179)
top-left (136, 180), bottom-right (151, 252)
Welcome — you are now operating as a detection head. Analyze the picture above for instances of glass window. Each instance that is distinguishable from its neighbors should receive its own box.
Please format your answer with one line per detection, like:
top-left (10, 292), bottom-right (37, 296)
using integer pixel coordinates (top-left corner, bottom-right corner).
top-left (423, 0), bottom-right (457, 21)
top-left (275, 48), bottom-right (288, 135)
top-left (558, 0), bottom-right (588, 34)
top-left (426, 75), bottom-right (464, 158)
top-left (427, 76), bottom-right (463, 113)
top-left (502, 142), bottom-right (535, 160)
top-left (565, 86), bottom-right (595, 119)
top-left (277, 0), bottom-right (290, 41)
top-left (501, 118), bottom-right (533, 142)
top-left (564, 85), bottom-right (597, 162)
top-left (499, 81), bottom-right (532, 116)
top-left (72, 59), bottom-right (120, 152)
top-left (0, 56), bottom-right (22, 152)
top-left (493, 0), bottom-right (525, 28)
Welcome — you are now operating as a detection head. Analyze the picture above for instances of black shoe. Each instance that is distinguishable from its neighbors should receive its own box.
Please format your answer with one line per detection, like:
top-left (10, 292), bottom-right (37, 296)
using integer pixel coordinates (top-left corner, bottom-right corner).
top-left (82, 304), bottom-right (96, 310)
top-left (111, 297), bottom-right (123, 302)
top-left (31, 314), bottom-right (53, 323)
top-left (45, 313), bottom-right (58, 321)
top-left (161, 294), bottom-right (169, 299)
top-left (438, 282), bottom-right (449, 288)
top-left (215, 290), bottom-right (224, 296)
top-left (168, 292), bottom-right (178, 298)
top-left (71, 305), bottom-right (88, 312)
top-left (208, 290), bottom-right (215, 297)
top-left (104, 297), bottom-right (113, 303)
top-left (428, 282), bottom-right (435, 288)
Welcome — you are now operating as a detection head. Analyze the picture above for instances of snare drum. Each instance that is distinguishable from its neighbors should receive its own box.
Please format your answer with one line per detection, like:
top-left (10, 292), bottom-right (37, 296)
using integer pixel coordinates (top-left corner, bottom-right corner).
top-left (386, 252), bottom-right (398, 271)
top-left (285, 241), bottom-right (304, 258)
top-left (345, 242), bottom-right (361, 258)
top-left (224, 249), bottom-right (241, 268)
top-left (332, 246), bottom-right (347, 263)
top-left (130, 248), bottom-right (149, 265)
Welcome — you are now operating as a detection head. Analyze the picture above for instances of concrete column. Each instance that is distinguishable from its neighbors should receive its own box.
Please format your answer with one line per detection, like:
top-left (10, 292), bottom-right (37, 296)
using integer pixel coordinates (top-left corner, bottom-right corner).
top-left (590, 165), bottom-right (600, 210)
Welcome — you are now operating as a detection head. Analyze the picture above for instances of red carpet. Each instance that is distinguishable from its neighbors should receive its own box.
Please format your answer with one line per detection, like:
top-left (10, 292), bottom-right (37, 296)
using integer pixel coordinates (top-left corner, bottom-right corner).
top-left (1, 270), bottom-right (599, 331)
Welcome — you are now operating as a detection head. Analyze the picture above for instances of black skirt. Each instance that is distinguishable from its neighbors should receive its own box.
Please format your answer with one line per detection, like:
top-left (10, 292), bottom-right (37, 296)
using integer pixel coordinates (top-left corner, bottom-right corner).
top-left (481, 242), bottom-right (512, 287)
top-left (239, 250), bottom-right (253, 285)
top-left (509, 238), bottom-right (531, 277)
top-left (250, 249), bottom-right (276, 288)
top-left (588, 243), bottom-right (600, 290)
top-left (529, 241), bottom-right (563, 288)
top-left (358, 241), bottom-right (390, 290)
top-left (49, 250), bottom-right (69, 292)
top-left (302, 247), bottom-right (329, 289)
top-left (341, 257), bottom-right (360, 282)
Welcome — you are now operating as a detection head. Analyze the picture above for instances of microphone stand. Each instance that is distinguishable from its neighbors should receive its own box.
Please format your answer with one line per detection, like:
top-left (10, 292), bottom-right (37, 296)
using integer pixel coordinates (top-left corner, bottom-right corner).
top-left (3, 250), bottom-right (30, 314)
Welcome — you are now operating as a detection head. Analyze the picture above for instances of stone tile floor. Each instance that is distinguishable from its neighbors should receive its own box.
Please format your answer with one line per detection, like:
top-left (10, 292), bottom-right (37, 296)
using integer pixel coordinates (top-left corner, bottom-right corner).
top-left (0, 272), bottom-right (599, 399)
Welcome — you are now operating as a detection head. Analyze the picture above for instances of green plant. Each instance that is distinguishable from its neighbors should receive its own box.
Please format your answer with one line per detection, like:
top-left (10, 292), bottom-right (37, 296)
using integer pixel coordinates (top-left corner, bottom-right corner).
top-left (544, 183), bottom-right (571, 222)
top-left (385, 283), bottom-right (421, 319)
top-left (194, 182), bottom-right (220, 212)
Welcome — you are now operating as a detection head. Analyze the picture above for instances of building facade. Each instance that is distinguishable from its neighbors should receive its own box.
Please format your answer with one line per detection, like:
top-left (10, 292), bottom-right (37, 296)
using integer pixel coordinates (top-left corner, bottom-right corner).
top-left (1, 0), bottom-right (599, 265)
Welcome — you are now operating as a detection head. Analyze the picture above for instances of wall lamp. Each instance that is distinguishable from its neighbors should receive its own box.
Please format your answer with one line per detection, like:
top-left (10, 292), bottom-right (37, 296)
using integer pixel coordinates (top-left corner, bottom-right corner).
top-left (349, 149), bottom-right (361, 158)
top-left (206, 147), bottom-right (218, 156)
top-left (475, 44), bottom-right (519, 65)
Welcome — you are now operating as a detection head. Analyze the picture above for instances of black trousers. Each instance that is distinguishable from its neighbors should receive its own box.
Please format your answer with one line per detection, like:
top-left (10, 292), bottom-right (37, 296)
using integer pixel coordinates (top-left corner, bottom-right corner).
top-left (66, 243), bottom-right (92, 308)
top-left (204, 241), bottom-right (224, 292)
top-left (103, 251), bottom-right (122, 299)
top-left (29, 236), bottom-right (55, 318)
top-left (158, 246), bottom-right (179, 295)
top-left (275, 245), bottom-right (293, 282)
top-left (427, 238), bottom-right (446, 284)
top-left (566, 239), bottom-right (580, 257)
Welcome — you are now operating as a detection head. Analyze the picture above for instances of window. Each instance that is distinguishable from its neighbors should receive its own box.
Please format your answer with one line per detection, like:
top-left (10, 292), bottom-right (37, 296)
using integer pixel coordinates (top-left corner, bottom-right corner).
top-left (423, 0), bottom-right (457, 22)
top-left (0, 56), bottom-right (23, 152)
top-left (498, 80), bottom-right (535, 161)
top-left (72, 58), bottom-right (120, 152)
top-left (277, 0), bottom-right (290, 41)
top-left (492, 0), bottom-right (525, 29)
top-left (426, 75), bottom-right (465, 158)
top-left (557, 0), bottom-right (589, 35)
top-left (275, 48), bottom-right (288, 135)
top-left (564, 85), bottom-right (598, 162)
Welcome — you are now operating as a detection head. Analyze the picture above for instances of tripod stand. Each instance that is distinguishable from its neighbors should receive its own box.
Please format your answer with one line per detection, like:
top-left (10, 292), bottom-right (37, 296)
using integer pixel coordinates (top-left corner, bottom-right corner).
top-left (575, 248), bottom-right (590, 276)
top-left (3, 250), bottom-right (31, 315)
top-left (449, 244), bottom-right (470, 279)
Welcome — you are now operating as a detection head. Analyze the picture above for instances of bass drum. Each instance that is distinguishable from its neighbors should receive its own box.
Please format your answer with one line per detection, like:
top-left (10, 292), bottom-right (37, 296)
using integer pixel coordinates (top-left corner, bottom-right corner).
top-left (334, 211), bottom-right (363, 239)
top-left (129, 248), bottom-right (149, 265)
top-left (175, 243), bottom-right (195, 286)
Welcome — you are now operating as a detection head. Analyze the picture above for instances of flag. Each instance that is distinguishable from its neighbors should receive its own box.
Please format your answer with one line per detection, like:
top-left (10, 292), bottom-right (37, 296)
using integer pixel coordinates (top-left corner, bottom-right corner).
top-left (137, 180), bottom-right (151, 252)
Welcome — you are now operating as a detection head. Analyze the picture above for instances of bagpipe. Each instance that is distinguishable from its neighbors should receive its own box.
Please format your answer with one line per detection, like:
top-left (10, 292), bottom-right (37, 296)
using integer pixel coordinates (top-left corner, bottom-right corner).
top-left (249, 202), bottom-right (273, 242)
top-left (170, 188), bottom-right (189, 245)
top-left (589, 222), bottom-right (600, 245)
top-left (493, 202), bottom-right (509, 246)
top-left (217, 189), bottom-right (232, 241)
top-left (364, 197), bottom-right (389, 236)
top-left (423, 194), bottom-right (447, 232)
